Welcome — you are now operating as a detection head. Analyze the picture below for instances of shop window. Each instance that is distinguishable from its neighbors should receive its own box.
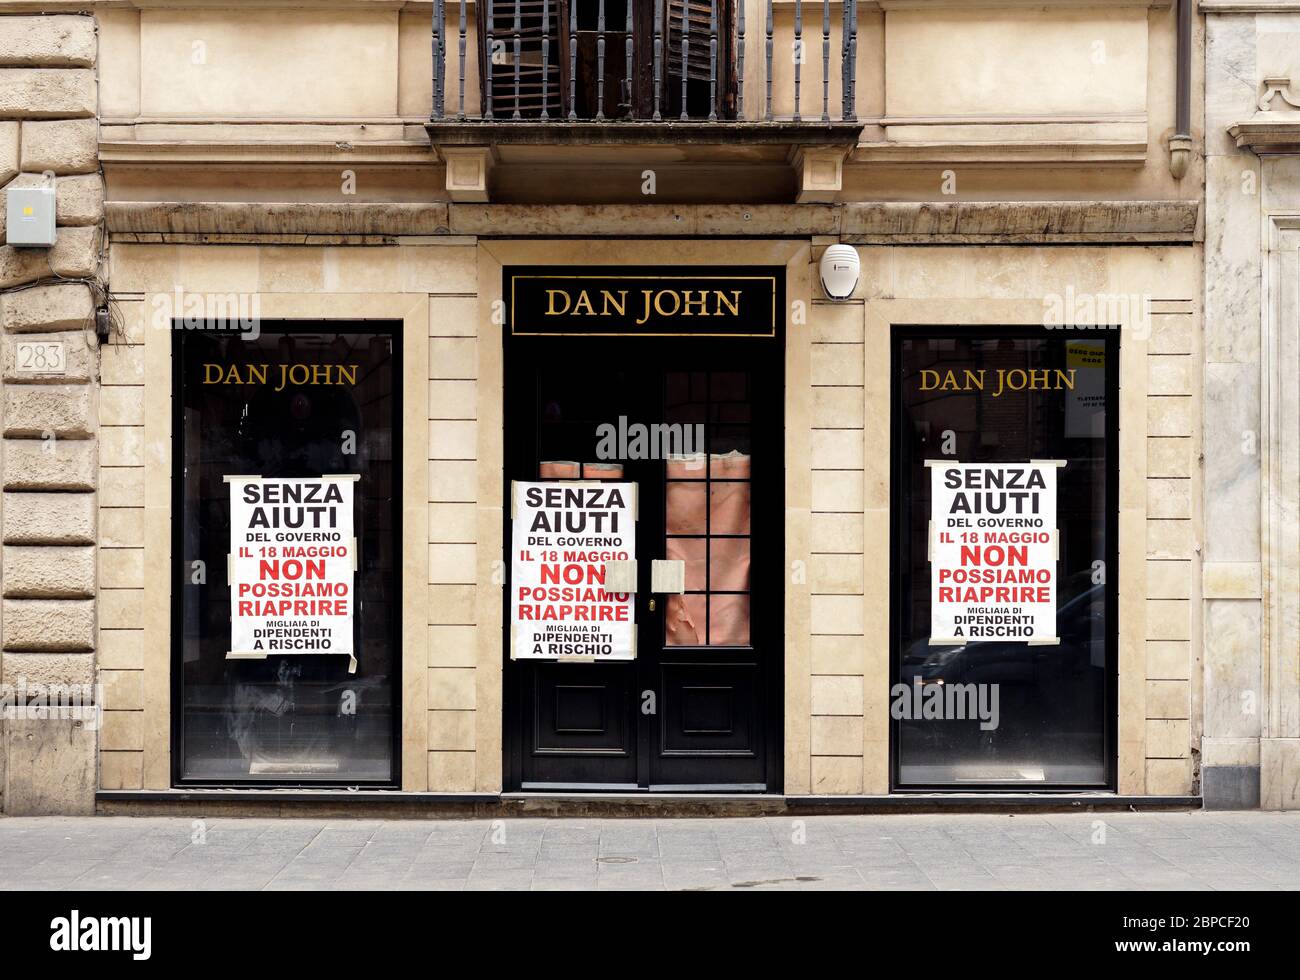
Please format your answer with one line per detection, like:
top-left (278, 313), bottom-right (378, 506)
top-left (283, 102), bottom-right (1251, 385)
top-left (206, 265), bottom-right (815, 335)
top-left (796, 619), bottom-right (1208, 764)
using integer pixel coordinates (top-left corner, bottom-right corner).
top-left (892, 329), bottom-right (1117, 789)
top-left (173, 323), bottom-right (401, 785)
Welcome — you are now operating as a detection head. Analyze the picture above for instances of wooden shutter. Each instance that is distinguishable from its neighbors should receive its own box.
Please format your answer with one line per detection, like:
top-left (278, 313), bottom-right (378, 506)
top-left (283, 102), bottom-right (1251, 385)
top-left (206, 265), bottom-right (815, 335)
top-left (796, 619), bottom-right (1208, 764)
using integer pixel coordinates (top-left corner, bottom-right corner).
top-left (476, 0), bottom-right (570, 118)
top-left (663, 0), bottom-right (735, 118)
top-left (666, 0), bottom-right (715, 81)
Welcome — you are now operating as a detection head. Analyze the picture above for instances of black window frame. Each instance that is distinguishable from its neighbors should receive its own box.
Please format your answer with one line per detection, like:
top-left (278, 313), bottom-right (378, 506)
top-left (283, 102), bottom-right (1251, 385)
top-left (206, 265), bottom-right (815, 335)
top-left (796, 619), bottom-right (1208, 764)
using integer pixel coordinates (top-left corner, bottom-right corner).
top-left (169, 318), bottom-right (404, 789)
top-left (888, 323), bottom-right (1120, 793)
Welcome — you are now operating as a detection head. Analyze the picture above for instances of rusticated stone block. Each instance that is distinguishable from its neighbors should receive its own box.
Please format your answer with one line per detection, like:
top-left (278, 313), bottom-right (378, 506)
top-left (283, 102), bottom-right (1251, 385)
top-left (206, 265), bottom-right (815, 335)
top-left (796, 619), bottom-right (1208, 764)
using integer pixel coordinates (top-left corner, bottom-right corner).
top-left (1, 545), bottom-right (95, 598)
top-left (0, 282), bottom-right (94, 331)
top-left (50, 225), bottom-right (99, 277)
top-left (2, 598), bottom-right (94, 651)
top-left (2, 438), bottom-right (96, 491)
top-left (56, 174), bottom-right (104, 226)
top-left (4, 173), bottom-right (103, 226)
top-left (0, 16), bottom-right (96, 68)
top-left (4, 718), bottom-right (96, 815)
top-left (0, 121), bottom-right (17, 185)
top-left (2, 491), bottom-right (95, 544)
top-left (0, 245), bottom-right (42, 290)
top-left (0, 227), bottom-right (98, 288)
top-left (1, 651), bottom-right (95, 689)
top-left (19, 118), bottom-right (97, 175)
top-left (0, 69), bottom-right (96, 118)
top-left (3, 383), bottom-right (95, 437)
top-left (2, 330), bottom-right (96, 382)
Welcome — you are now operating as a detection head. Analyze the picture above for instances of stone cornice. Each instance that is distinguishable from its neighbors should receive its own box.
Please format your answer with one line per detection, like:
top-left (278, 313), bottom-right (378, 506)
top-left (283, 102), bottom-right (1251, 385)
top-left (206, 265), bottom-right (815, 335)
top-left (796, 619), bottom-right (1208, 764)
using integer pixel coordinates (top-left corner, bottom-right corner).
top-left (103, 200), bottom-right (1201, 243)
top-left (0, 1), bottom-right (435, 9)
top-left (1200, 1), bottom-right (1300, 12)
top-left (1229, 117), bottom-right (1300, 153)
top-left (0, 0), bottom-right (1171, 7)
top-left (861, 0), bottom-right (1169, 7)
top-left (839, 200), bottom-right (1199, 242)
top-left (100, 139), bottom-right (441, 166)
top-left (862, 0), bottom-right (1169, 7)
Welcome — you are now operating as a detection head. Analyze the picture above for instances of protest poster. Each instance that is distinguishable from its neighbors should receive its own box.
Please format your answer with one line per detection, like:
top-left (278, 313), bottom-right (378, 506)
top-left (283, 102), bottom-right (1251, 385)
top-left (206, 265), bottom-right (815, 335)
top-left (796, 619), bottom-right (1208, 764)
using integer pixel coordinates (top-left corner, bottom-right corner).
top-left (511, 481), bottom-right (637, 660)
top-left (928, 461), bottom-right (1062, 645)
top-left (227, 475), bottom-right (359, 673)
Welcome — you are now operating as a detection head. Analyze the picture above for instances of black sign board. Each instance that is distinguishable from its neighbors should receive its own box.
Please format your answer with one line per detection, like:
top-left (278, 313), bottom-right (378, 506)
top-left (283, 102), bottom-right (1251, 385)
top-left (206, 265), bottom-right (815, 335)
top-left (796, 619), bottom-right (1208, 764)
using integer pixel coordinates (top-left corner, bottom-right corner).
top-left (505, 265), bottom-right (783, 337)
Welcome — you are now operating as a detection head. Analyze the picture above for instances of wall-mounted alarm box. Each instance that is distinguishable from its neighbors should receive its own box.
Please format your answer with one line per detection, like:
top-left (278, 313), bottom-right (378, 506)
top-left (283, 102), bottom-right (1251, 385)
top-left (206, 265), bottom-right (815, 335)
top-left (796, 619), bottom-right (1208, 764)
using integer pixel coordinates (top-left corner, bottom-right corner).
top-left (6, 185), bottom-right (57, 247)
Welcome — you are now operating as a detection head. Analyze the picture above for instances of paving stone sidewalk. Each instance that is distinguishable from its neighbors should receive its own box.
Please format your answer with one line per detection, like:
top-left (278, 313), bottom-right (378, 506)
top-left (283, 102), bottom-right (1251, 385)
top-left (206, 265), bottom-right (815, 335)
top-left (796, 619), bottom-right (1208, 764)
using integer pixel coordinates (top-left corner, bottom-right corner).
top-left (0, 811), bottom-right (1297, 890)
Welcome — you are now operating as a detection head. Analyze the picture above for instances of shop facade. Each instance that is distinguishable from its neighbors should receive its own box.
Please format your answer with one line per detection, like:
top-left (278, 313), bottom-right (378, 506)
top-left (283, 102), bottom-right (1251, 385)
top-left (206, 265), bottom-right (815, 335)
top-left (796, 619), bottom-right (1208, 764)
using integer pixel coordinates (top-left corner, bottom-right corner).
top-left (0, 0), bottom-right (1236, 811)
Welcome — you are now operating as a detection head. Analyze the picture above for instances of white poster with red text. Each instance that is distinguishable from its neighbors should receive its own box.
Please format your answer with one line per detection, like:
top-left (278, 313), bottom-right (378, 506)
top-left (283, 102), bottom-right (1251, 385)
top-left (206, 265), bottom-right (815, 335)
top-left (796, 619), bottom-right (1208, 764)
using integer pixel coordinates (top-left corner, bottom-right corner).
top-left (928, 461), bottom-right (1062, 645)
top-left (227, 475), bottom-right (359, 673)
top-left (511, 481), bottom-right (636, 660)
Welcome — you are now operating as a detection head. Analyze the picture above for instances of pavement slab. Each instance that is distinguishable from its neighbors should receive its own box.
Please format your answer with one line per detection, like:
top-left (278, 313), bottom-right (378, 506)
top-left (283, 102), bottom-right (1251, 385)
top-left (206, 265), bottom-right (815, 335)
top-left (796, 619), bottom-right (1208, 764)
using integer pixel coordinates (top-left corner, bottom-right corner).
top-left (0, 811), bottom-right (1297, 890)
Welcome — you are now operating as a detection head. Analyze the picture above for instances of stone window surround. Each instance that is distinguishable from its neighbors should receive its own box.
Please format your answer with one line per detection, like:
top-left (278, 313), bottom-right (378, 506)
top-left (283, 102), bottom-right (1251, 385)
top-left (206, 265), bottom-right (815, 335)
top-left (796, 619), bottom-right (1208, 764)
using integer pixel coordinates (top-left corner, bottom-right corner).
top-left (126, 292), bottom-right (430, 790)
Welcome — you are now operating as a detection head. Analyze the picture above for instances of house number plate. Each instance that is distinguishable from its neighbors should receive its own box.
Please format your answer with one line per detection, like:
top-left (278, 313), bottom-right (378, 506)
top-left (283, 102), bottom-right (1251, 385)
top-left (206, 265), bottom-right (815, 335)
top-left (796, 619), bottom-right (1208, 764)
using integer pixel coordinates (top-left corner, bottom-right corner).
top-left (15, 341), bottom-right (66, 375)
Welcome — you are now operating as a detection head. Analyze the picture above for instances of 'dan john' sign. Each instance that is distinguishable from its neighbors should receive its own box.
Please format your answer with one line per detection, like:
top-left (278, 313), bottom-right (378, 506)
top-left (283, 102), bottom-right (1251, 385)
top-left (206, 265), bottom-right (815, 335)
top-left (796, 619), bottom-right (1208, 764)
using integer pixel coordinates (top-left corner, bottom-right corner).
top-left (227, 475), bottom-right (359, 673)
top-left (928, 461), bottom-right (1062, 645)
top-left (505, 266), bottom-right (782, 337)
top-left (511, 481), bottom-right (636, 660)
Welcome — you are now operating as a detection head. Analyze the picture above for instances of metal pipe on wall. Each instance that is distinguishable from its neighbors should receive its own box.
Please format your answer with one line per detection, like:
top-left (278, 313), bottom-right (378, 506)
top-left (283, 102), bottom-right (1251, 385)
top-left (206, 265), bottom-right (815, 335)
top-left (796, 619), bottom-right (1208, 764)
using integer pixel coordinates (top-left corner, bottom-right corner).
top-left (1169, 0), bottom-right (1192, 179)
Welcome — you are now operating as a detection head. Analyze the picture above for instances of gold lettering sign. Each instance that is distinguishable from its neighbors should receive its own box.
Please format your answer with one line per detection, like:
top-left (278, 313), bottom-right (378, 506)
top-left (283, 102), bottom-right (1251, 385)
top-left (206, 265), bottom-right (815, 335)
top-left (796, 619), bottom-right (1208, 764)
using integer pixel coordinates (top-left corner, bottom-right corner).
top-left (201, 363), bottom-right (358, 392)
top-left (539, 286), bottom-right (753, 327)
top-left (918, 368), bottom-right (1076, 398)
top-left (508, 266), bottom-right (781, 337)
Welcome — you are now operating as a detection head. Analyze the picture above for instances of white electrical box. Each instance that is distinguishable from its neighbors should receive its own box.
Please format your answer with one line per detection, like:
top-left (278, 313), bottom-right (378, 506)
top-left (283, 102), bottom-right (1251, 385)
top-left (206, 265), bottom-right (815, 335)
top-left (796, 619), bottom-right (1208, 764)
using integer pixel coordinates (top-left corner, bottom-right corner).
top-left (6, 186), bottom-right (57, 247)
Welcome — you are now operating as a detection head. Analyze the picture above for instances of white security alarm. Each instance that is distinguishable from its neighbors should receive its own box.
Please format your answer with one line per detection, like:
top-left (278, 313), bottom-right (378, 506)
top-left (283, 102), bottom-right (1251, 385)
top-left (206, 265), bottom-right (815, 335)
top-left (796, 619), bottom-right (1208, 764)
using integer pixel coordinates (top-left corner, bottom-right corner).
top-left (818, 244), bottom-right (860, 301)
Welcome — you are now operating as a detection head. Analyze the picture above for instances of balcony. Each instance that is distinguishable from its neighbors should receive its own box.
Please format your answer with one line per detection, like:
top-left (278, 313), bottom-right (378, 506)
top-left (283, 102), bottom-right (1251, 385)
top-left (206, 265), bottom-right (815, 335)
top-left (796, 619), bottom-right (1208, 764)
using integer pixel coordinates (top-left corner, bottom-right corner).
top-left (426, 0), bottom-right (864, 202)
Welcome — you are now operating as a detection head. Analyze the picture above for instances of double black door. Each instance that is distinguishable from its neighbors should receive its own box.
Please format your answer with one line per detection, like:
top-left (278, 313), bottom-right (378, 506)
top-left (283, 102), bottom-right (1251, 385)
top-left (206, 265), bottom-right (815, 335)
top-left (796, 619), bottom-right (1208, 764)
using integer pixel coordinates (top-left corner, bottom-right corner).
top-left (504, 334), bottom-right (782, 790)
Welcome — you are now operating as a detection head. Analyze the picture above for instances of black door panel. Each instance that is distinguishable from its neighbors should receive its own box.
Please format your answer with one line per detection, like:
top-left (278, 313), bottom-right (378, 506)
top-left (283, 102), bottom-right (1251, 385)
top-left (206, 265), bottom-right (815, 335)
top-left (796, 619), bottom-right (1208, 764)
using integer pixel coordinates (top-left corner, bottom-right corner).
top-left (533, 663), bottom-right (634, 754)
top-left (657, 661), bottom-right (761, 765)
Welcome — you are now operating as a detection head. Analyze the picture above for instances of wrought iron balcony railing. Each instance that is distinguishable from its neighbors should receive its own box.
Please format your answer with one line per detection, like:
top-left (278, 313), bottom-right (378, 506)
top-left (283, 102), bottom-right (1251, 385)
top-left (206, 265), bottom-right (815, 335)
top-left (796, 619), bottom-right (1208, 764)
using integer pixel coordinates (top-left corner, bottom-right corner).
top-left (430, 0), bottom-right (858, 127)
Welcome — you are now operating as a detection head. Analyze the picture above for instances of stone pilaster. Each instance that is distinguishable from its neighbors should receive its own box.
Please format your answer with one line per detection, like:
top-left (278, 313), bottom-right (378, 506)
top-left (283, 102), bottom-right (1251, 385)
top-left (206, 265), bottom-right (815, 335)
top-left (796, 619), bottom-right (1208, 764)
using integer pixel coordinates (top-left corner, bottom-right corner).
top-left (0, 13), bottom-right (101, 815)
top-left (1202, 9), bottom-right (1300, 811)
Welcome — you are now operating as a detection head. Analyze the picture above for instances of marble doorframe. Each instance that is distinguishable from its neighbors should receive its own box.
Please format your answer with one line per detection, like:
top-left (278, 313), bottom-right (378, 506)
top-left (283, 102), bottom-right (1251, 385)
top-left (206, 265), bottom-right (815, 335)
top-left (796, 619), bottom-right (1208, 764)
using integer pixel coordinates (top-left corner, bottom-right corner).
top-left (1262, 212), bottom-right (1300, 807)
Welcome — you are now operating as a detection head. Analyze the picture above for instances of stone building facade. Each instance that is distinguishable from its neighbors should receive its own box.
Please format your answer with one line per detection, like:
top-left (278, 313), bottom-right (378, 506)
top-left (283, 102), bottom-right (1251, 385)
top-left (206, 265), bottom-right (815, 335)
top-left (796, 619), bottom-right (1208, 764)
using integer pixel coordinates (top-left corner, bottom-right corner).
top-left (3, 0), bottom-right (1285, 813)
top-left (1, 11), bottom-right (103, 814)
top-left (1202, 0), bottom-right (1300, 810)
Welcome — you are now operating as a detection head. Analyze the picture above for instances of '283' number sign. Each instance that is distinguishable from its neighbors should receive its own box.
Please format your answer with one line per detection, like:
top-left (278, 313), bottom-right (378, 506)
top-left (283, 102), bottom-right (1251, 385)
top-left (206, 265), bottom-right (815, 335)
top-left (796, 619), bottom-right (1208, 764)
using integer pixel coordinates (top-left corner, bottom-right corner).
top-left (15, 341), bottom-right (66, 375)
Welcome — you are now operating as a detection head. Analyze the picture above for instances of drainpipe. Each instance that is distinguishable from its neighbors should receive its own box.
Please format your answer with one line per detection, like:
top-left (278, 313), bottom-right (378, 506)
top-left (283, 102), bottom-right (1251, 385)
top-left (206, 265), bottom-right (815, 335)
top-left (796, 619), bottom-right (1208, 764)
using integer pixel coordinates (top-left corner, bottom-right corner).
top-left (1169, 0), bottom-right (1192, 179)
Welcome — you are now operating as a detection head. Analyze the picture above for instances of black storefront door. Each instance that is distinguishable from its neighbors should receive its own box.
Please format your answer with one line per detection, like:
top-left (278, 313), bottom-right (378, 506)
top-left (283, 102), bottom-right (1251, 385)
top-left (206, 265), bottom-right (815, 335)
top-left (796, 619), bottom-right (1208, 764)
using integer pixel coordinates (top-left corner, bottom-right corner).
top-left (504, 334), bottom-right (783, 791)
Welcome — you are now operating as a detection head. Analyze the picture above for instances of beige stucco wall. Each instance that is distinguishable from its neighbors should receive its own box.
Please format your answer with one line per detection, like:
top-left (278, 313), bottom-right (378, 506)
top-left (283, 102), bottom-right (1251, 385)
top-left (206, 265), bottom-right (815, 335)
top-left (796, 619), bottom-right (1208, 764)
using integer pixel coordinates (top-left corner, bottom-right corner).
top-left (101, 243), bottom-right (450, 790)
top-left (848, 244), bottom-right (1201, 796)
top-left (72, 0), bottom-right (1207, 801)
top-left (90, 0), bottom-right (1197, 206)
top-left (100, 237), bottom-right (1200, 797)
